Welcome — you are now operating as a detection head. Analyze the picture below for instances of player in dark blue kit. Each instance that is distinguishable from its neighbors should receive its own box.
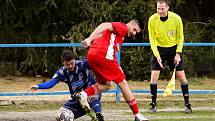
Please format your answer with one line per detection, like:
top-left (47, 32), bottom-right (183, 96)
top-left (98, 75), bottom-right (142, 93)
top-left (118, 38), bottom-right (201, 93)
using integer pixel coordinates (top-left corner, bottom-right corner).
top-left (29, 50), bottom-right (104, 121)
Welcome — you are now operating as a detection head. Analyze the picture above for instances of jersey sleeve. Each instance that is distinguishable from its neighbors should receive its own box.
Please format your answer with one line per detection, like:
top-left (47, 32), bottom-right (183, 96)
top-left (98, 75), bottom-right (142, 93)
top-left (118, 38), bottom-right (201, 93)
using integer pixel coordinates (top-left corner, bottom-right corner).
top-left (52, 68), bottom-right (66, 82)
top-left (111, 22), bottom-right (128, 37)
top-left (82, 59), bottom-right (91, 69)
top-left (176, 17), bottom-right (184, 53)
top-left (148, 17), bottom-right (160, 57)
top-left (37, 68), bottom-right (65, 89)
top-left (37, 78), bottom-right (59, 89)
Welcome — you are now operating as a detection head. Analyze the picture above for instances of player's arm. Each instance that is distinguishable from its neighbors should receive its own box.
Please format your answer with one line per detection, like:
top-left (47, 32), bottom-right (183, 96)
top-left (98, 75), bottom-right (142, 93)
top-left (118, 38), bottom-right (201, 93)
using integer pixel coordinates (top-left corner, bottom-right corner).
top-left (29, 78), bottom-right (59, 92)
top-left (37, 78), bottom-right (59, 89)
top-left (174, 17), bottom-right (184, 66)
top-left (148, 18), bottom-right (159, 58)
top-left (176, 17), bottom-right (184, 53)
top-left (148, 18), bottom-right (163, 68)
top-left (28, 71), bottom-right (62, 92)
top-left (82, 23), bottom-right (114, 47)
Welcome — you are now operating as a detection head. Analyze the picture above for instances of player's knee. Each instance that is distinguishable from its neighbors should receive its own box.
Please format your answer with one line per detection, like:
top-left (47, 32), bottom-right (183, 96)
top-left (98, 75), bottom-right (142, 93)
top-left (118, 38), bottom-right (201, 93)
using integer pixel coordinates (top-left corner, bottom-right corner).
top-left (56, 107), bottom-right (74, 121)
top-left (105, 81), bottom-right (112, 90)
top-left (102, 81), bottom-right (112, 91)
top-left (151, 71), bottom-right (160, 82)
top-left (98, 81), bottom-right (112, 91)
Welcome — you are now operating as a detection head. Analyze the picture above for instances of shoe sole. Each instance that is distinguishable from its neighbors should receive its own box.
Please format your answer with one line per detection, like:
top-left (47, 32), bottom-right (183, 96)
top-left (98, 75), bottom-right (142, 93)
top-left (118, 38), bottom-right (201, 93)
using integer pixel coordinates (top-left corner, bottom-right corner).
top-left (185, 111), bottom-right (192, 114)
top-left (149, 111), bottom-right (157, 113)
top-left (76, 93), bottom-right (91, 113)
top-left (83, 105), bottom-right (91, 113)
top-left (79, 99), bottom-right (91, 113)
top-left (137, 119), bottom-right (149, 121)
top-left (135, 117), bottom-right (149, 121)
top-left (149, 109), bottom-right (157, 114)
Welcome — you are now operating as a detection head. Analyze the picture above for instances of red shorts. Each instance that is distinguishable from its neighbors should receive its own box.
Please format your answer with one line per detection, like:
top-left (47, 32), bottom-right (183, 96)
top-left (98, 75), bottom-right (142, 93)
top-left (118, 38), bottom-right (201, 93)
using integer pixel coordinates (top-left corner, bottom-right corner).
top-left (87, 51), bottom-right (125, 84)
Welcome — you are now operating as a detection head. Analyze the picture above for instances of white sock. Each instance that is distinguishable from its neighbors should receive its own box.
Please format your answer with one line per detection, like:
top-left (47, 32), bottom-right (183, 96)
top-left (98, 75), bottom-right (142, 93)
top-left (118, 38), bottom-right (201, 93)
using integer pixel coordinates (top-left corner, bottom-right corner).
top-left (135, 112), bottom-right (142, 118)
top-left (80, 91), bottom-right (88, 98)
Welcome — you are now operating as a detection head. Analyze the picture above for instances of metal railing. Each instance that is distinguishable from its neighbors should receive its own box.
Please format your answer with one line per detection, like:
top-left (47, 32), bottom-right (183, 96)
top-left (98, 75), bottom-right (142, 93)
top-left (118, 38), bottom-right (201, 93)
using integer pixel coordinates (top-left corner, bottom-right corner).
top-left (0, 42), bottom-right (215, 102)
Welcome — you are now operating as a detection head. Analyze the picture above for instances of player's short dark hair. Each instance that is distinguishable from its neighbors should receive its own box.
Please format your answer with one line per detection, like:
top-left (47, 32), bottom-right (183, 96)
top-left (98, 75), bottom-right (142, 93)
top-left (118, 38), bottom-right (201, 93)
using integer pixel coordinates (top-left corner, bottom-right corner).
top-left (157, 0), bottom-right (169, 5)
top-left (132, 18), bottom-right (144, 30)
top-left (61, 50), bottom-right (75, 62)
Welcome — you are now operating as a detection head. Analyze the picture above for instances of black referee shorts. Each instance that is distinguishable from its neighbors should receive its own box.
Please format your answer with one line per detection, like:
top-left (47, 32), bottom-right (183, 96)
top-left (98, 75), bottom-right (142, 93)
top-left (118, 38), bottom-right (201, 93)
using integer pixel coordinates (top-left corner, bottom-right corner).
top-left (150, 45), bottom-right (184, 71)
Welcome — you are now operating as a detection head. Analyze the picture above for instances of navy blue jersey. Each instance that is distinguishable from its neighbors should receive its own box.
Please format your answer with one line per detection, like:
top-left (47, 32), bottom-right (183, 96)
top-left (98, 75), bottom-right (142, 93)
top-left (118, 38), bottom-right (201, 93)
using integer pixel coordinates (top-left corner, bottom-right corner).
top-left (37, 59), bottom-right (97, 96)
top-left (37, 59), bottom-right (102, 114)
top-left (50, 59), bottom-right (96, 96)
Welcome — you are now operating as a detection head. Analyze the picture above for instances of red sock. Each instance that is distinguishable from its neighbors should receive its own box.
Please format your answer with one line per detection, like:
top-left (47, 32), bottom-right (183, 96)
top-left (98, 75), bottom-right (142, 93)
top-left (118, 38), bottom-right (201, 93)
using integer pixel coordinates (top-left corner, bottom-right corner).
top-left (84, 84), bottom-right (99, 96)
top-left (127, 98), bottom-right (139, 115)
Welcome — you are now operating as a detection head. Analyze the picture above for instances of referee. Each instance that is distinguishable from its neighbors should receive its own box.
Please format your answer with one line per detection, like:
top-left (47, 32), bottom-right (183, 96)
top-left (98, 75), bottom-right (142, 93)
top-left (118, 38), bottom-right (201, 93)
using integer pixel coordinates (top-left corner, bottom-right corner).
top-left (148, 0), bottom-right (192, 113)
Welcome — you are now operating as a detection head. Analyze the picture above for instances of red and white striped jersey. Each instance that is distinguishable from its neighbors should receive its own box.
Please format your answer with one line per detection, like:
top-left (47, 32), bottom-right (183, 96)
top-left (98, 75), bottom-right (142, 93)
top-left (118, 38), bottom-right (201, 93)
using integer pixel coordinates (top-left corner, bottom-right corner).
top-left (89, 22), bottom-right (128, 60)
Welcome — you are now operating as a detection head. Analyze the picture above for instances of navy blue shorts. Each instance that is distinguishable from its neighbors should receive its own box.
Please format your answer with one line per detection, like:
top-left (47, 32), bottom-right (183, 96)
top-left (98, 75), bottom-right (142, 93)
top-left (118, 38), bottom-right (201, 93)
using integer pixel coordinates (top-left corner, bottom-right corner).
top-left (63, 98), bottom-right (86, 119)
top-left (150, 45), bottom-right (184, 71)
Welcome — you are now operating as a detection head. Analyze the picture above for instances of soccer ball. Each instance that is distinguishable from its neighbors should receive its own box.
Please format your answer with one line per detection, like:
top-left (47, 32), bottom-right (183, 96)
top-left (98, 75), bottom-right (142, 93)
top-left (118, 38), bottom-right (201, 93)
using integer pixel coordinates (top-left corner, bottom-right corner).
top-left (57, 107), bottom-right (74, 121)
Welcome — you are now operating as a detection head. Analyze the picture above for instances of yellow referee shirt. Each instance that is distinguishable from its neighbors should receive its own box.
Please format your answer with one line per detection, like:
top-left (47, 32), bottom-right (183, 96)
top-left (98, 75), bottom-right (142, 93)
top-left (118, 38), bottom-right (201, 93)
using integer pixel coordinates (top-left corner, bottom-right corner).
top-left (148, 11), bottom-right (184, 57)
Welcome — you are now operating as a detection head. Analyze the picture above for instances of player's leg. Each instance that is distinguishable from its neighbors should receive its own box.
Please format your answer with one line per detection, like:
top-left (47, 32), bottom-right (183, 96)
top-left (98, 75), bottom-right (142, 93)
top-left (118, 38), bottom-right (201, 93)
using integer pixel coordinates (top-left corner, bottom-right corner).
top-left (165, 45), bottom-right (192, 113)
top-left (56, 99), bottom-right (85, 121)
top-left (78, 52), bottom-right (113, 97)
top-left (76, 81), bottom-right (112, 113)
top-left (149, 55), bottom-right (162, 113)
top-left (117, 80), bottom-right (149, 121)
top-left (80, 81), bottom-right (112, 96)
top-left (170, 52), bottom-right (192, 113)
top-left (76, 55), bottom-right (113, 113)
top-left (176, 70), bottom-right (192, 113)
top-left (56, 99), bottom-right (97, 121)
top-left (76, 54), bottom-right (112, 112)
top-left (89, 94), bottom-right (104, 121)
top-left (150, 70), bottom-right (160, 113)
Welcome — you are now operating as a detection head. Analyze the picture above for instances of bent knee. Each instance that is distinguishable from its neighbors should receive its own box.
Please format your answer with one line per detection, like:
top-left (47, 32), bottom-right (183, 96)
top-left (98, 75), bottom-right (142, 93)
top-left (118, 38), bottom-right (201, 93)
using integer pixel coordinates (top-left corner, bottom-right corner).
top-left (98, 81), bottom-right (112, 91)
top-left (105, 81), bottom-right (112, 89)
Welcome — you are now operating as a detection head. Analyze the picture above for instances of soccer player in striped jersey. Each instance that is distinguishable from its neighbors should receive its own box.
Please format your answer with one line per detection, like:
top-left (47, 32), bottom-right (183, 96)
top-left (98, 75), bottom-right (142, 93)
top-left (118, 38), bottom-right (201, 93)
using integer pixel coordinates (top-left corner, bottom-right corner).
top-left (29, 50), bottom-right (104, 121)
top-left (77, 19), bottom-right (149, 121)
top-left (148, 0), bottom-right (192, 113)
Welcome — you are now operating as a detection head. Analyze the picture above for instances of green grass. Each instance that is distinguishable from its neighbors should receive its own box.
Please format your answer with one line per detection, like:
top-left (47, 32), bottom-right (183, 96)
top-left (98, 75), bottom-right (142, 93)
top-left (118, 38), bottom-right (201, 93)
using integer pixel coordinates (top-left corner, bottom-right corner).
top-left (118, 111), bottom-right (215, 121)
top-left (0, 76), bottom-right (215, 120)
top-left (1, 94), bottom-right (215, 112)
top-left (1, 95), bottom-right (215, 121)
top-left (105, 111), bottom-right (215, 121)
top-left (125, 77), bottom-right (215, 90)
top-left (101, 94), bottom-right (215, 110)
top-left (148, 111), bottom-right (215, 121)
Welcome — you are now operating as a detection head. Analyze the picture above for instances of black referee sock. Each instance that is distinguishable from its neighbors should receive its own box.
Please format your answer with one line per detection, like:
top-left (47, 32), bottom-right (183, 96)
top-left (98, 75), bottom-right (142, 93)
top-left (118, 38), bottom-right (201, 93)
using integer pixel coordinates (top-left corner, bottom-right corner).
top-left (150, 83), bottom-right (157, 105)
top-left (181, 83), bottom-right (190, 105)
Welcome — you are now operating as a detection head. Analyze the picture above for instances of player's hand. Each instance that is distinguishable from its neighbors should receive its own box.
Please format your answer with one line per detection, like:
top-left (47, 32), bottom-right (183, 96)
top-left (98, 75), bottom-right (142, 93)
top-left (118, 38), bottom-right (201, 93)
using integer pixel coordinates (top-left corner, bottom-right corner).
top-left (82, 38), bottom-right (91, 48)
top-left (28, 85), bottom-right (38, 93)
top-left (156, 56), bottom-right (163, 68)
top-left (174, 53), bottom-right (181, 66)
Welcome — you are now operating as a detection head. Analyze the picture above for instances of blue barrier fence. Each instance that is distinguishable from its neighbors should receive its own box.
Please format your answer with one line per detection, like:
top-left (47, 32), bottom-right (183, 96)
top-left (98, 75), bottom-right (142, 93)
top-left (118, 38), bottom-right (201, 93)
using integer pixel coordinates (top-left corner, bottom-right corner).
top-left (0, 43), bottom-right (215, 102)
top-left (1, 43), bottom-right (215, 47)
top-left (1, 90), bottom-right (215, 97)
